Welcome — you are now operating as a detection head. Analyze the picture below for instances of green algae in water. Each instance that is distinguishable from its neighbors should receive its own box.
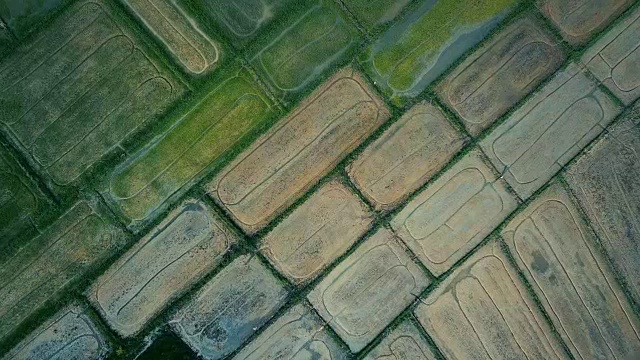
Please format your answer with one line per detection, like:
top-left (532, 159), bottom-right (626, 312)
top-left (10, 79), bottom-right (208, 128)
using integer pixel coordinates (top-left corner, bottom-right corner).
top-left (361, 0), bottom-right (517, 104)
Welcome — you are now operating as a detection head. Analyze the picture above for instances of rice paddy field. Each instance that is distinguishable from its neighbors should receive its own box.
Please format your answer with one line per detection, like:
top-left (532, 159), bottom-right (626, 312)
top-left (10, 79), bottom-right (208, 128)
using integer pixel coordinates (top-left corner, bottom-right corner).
top-left (1, 0), bottom-right (640, 359)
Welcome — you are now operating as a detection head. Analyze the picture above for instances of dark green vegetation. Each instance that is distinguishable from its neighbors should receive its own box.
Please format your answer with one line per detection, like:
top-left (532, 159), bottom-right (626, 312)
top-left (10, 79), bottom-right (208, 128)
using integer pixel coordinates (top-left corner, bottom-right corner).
top-left (0, 200), bottom-right (127, 342)
top-left (136, 331), bottom-right (197, 360)
top-left (106, 64), bottom-right (277, 225)
top-left (0, 0), bottom-right (184, 193)
top-left (340, 0), bottom-right (411, 31)
top-left (179, 0), bottom-right (294, 48)
top-left (245, 0), bottom-right (361, 104)
top-left (0, 141), bottom-right (53, 260)
top-left (0, 0), bottom-right (70, 38)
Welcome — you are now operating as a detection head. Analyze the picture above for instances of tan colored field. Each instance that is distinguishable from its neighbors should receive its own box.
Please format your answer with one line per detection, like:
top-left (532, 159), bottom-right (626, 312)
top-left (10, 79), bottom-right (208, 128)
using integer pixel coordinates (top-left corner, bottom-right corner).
top-left (124, 0), bottom-right (220, 75)
top-left (502, 184), bottom-right (640, 359)
top-left (363, 320), bottom-right (437, 360)
top-left (308, 228), bottom-right (429, 352)
top-left (480, 63), bottom-right (620, 199)
top-left (348, 101), bottom-right (466, 209)
top-left (437, 16), bottom-right (565, 136)
top-left (538, 0), bottom-right (634, 44)
top-left (391, 149), bottom-right (518, 275)
top-left (88, 200), bottom-right (236, 337)
top-left (261, 179), bottom-right (372, 285)
top-left (415, 240), bottom-right (566, 359)
top-left (581, 5), bottom-right (640, 104)
top-left (566, 105), bottom-right (640, 306)
top-left (208, 67), bottom-right (389, 234)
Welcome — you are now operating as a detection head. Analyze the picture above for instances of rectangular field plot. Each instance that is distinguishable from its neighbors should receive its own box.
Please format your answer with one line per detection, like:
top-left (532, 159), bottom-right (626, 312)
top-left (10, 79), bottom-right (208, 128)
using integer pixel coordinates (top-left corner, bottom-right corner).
top-left (88, 200), bottom-right (237, 337)
top-left (437, 16), bottom-right (565, 136)
top-left (501, 184), bottom-right (640, 359)
top-left (342, 0), bottom-right (411, 31)
top-left (261, 179), bottom-right (373, 285)
top-left (391, 149), bottom-right (518, 276)
top-left (538, 0), bottom-right (634, 45)
top-left (414, 240), bottom-right (567, 359)
top-left (0, 1), bottom-right (183, 188)
top-left (363, 319), bottom-right (437, 360)
top-left (359, 0), bottom-right (517, 105)
top-left (479, 63), bottom-right (620, 199)
top-left (207, 68), bottom-right (389, 234)
top-left (171, 255), bottom-right (288, 360)
top-left (107, 65), bottom-right (276, 224)
top-left (0, 142), bottom-right (52, 259)
top-left (347, 101), bottom-right (466, 210)
top-left (0, 200), bottom-right (126, 342)
top-left (192, 0), bottom-right (293, 47)
top-left (308, 228), bottom-right (429, 352)
top-left (581, 5), bottom-right (640, 105)
top-left (247, 0), bottom-right (360, 103)
top-left (123, 0), bottom-right (220, 75)
top-left (0, 0), bottom-right (67, 38)
top-left (566, 107), bottom-right (640, 306)
top-left (233, 302), bottom-right (348, 360)
top-left (3, 305), bottom-right (110, 360)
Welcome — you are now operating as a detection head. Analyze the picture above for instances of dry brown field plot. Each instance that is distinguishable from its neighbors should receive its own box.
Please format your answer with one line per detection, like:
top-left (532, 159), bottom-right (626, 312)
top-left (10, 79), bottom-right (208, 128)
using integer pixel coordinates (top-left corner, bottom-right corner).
top-left (1, 305), bottom-right (110, 360)
top-left (566, 104), bottom-right (640, 306)
top-left (0, 1), bottom-right (183, 188)
top-left (308, 228), bottom-right (429, 352)
top-left (208, 67), bottom-right (389, 234)
top-left (581, 5), bottom-right (640, 105)
top-left (260, 179), bottom-right (373, 285)
top-left (0, 142), bottom-right (52, 256)
top-left (502, 184), bottom-right (640, 359)
top-left (415, 240), bottom-right (566, 359)
top-left (88, 200), bottom-right (237, 338)
top-left (363, 320), bottom-right (437, 360)
top-left (170, 254), bottom-right (288, 360)
top-left (123, 0), bottom-right (220, 75)
top-left (480, 63), bottom-right (620, 199)
top-left (391, 149), bottom-right (518, 275)
top-left (348, 101), bottom-right (466, 210)
top-left (437, 16), bottom-right (565, 136)
top-left (232, 303), bottom-right (348, 360)
top-left (538, 0), bottom-right (634, 45)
